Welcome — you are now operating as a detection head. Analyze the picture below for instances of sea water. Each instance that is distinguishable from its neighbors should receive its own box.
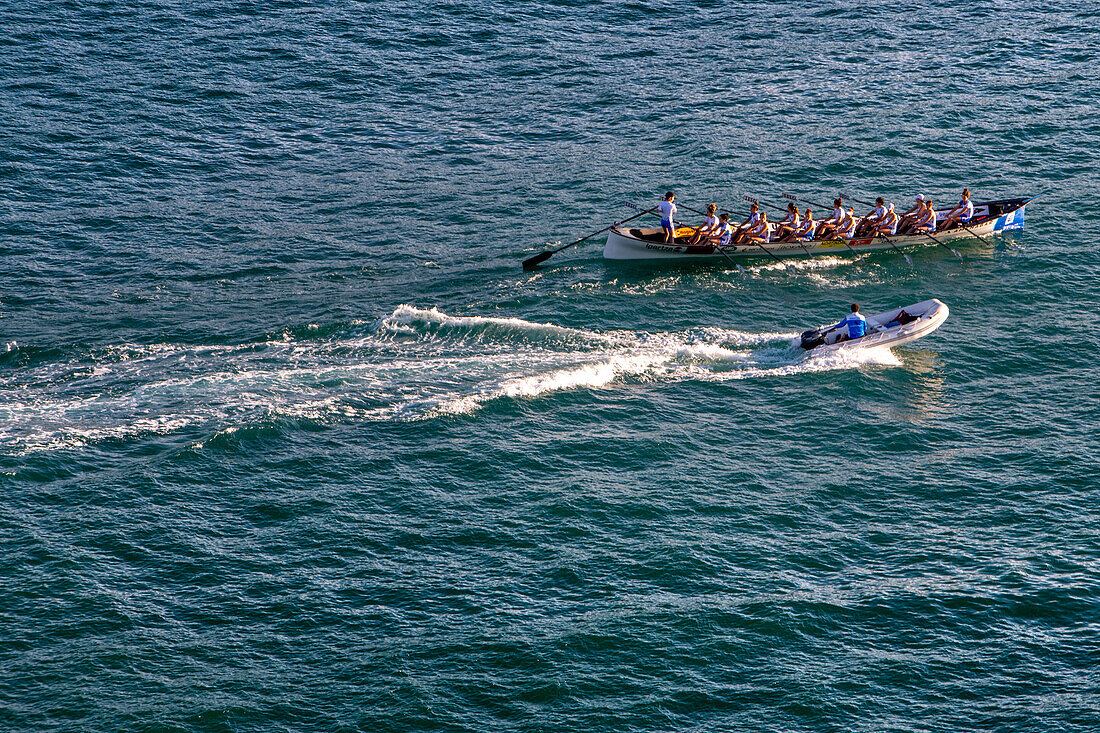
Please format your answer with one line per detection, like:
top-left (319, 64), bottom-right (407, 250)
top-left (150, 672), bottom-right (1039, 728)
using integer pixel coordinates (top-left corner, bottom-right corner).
top-left (2, 1), bottom-right (1099, 730)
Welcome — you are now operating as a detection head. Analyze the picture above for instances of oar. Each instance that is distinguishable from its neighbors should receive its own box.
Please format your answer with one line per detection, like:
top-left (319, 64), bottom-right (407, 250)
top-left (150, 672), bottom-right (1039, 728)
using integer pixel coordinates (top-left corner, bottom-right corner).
top-left (781, 192), bottom-right (831, 211)
top-left (522, 206), bottom-right (655, 270)
top-left (917, 229), bottom-right (962, 259)
top-left (741, 195), bottom-right (814, 257)
top-left (674, 203), bottom-right (746, 272)
top-left (757, 194), bottom-right (862, 260)
top-left (841, 191), bottom-right (961, 259)
top-left (725, 196), bottom-right (795, 271)
top-left (777, 193), bottom-right (858, 254)
top-left (848, 191), bottom-right (991, 245)
top-left (958, 222), bottom-right (995, 247)
top-left (817, 193), bottom-right (913, 266)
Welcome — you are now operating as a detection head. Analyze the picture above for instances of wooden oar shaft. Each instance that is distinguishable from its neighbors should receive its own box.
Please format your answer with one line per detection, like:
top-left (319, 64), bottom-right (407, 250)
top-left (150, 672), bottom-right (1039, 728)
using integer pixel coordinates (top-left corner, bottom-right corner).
top-left (784, 194), bottom-right (831, 211)
top-left (522, 206), bottom-right (655, 269)
top-left (552, 207), bottom-right (654, 254)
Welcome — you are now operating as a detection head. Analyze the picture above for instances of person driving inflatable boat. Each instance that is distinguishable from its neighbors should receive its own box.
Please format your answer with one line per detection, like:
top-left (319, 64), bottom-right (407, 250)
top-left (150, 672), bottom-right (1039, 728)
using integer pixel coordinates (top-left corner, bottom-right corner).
top-left (830, 303), bottom-right (873, 343)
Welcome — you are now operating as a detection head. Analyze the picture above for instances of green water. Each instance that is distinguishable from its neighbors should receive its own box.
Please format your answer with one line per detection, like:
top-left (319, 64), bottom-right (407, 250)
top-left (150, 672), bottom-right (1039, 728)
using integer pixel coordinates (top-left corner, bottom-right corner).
top-left (2, 1), bottom-right (1099, 730)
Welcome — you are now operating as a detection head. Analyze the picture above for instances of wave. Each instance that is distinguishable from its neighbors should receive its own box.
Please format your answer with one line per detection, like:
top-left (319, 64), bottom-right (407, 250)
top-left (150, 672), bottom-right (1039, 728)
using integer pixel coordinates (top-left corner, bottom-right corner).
top-left (0, 305), bottom-right (908, 454)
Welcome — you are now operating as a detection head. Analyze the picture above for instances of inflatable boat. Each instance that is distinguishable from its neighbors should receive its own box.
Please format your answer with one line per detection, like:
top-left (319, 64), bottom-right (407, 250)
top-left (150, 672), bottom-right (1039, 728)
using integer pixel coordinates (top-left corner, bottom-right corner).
top-left (800, 299), bottom-right (949, 353)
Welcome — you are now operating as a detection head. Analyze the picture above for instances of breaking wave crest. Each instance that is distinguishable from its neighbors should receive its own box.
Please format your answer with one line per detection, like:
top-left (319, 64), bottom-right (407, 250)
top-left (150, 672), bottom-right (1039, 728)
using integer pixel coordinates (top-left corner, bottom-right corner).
top-left (1, 305), bottom-right (906, 454)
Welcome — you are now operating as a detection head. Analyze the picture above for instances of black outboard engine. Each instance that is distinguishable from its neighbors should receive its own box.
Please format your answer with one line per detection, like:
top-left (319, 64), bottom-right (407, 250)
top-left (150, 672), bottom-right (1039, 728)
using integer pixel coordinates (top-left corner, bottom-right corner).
top-left (800, 327), bottom-right (827, 350)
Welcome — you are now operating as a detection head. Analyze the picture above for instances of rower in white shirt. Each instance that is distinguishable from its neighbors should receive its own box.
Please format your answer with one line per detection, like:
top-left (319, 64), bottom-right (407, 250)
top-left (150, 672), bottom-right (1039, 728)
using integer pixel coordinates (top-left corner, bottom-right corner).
top-left (912, 198), bottom-right (938, 233)
top-left (734, 203), bottom-right (761, 243)
top-left (877, 203), bottom-right (899, 236)
top-left (940, 188), bottom-right (974, 230)
top-left (713, 213), bottom-right (734, 247)
top-left (796, 209), bottom-right (817, 241)
top-left (688, 203), bottom-right (719, 245)
top-left (776, 202), bottom-right (801, 241)
top-left (856, 197), bottom-right (888, 237)
top-left (898, 194), bottom-right (926, 233)
top-left (836, 207), bottom-right (858, 239)
top-left (815, 198), bottom-right (846, 239)
top-left (744, 212), bottom-right (771, 244)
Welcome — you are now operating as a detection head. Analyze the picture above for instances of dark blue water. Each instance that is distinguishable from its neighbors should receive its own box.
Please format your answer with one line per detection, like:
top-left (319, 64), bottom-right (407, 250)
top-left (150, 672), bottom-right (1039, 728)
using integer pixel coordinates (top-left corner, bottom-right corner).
top-left (3, 1), bottom-right (1100, 730)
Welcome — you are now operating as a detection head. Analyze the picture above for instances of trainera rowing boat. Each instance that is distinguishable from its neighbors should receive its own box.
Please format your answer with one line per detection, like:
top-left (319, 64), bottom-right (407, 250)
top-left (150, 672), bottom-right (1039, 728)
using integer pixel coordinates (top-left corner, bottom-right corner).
top-left (799, 299), bottom-right (949, 353)
top-left (603, 198), bottom-right (1029, 262)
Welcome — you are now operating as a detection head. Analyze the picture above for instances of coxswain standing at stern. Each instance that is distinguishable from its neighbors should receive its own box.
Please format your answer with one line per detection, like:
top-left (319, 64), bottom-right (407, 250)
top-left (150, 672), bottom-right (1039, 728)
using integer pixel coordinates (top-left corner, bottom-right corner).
top-left (657, 191), bottom-right (677, 244)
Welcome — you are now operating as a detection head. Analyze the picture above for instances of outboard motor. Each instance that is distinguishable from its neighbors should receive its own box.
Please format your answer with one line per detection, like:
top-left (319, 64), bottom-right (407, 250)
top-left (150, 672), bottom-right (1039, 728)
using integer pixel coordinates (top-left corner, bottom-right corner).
top-left (800, 327), bottom-right (827, 350)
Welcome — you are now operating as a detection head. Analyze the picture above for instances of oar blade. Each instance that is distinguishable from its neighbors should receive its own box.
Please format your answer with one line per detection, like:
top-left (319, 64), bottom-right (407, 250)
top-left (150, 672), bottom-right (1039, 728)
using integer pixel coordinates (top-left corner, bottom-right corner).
top-left (522, 251), bottom-right (553, 270)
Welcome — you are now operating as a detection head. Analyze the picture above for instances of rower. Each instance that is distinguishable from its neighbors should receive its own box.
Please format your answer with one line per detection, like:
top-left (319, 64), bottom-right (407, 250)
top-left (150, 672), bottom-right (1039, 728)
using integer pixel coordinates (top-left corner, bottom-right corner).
top-left (877, 203), bottom-right (899, 236)
top-left (857, 197), bottom-right (887, 237)
top-left (898, 194), bottom-right (925, 233)
top-left (689, 203), bottom-right (719, 245)
top-left (777, 203), bottom-right (801, 241)
top-left (836, 206), bottom-right (858, 240)
top-left (815, 198), bottom-right (845, 239)
top-left (940, 188), bottom-right (974, 229)
top-left (912, 198), bottom-right (937, 233)
top-left (714, 213), bottom-right (734, 248)
top-left (657, 191), bottom-right (677, 244)
top-left (734, 203), bottom-right (761, 243)
top-left (745, 212), bottom-right (771, 244)
top-left (831, 303), bottom-right (871, 344)
top-left (797, 209), bottom-right (817, 241)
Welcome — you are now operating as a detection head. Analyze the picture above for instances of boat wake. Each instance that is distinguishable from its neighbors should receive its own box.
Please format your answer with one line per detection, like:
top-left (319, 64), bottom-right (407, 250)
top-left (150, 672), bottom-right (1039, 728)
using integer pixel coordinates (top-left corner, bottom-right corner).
top-left (746, 255), bottom-right (852, 273)
top-left (0, 305), bottom-right (901, 455)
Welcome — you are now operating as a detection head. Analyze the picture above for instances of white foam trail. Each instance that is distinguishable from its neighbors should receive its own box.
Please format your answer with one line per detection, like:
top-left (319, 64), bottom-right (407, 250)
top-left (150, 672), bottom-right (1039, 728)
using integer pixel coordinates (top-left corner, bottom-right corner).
top-left (426, 354), bottom-right (667, 416)
top-left (1, 305), bottom-right (911, 452)
top-left (701, 344), bottom-right (901, 382)
top-left (379, 304), bottom-right (612, 342)
top-left (9, 415), bottom-right (200, 454)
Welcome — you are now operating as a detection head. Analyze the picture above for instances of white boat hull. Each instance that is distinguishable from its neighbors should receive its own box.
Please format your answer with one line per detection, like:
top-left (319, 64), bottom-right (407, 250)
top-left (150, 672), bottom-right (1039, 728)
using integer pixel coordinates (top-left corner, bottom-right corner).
top-left (800, 299), bottom-right (949, 353)
top-left (603, 199), bottom-right (1028, 262)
